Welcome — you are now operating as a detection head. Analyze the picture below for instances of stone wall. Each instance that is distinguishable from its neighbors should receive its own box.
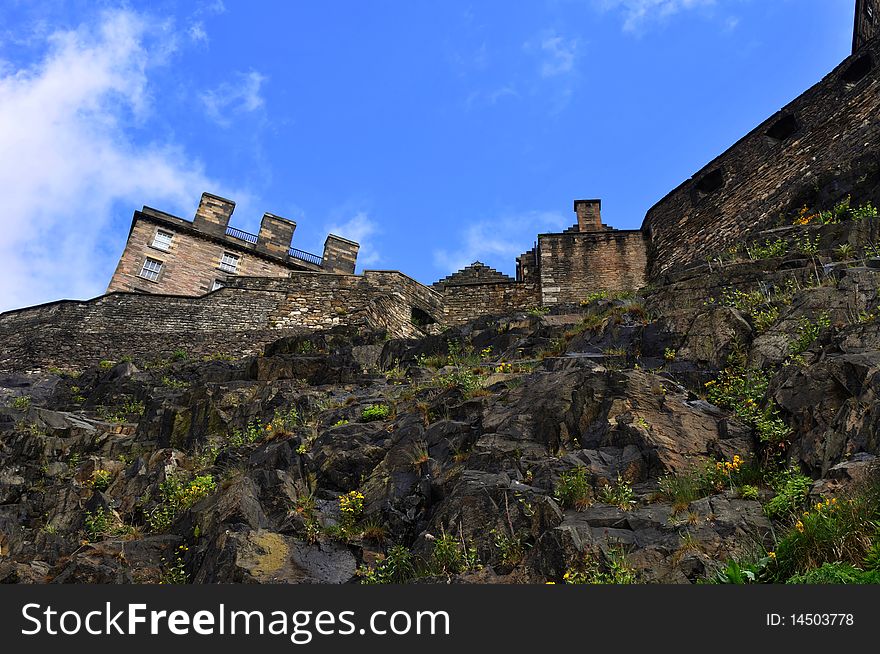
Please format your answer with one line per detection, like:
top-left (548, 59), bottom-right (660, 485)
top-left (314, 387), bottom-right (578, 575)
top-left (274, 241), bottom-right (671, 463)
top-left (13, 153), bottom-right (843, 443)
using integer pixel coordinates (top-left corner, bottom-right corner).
top-left (0, 269), bottom-right (447, 372)
top-left (537, 230), bottom-right (648, 304)
top-left (854, 0), bottom-right (880, 52)
top-left (642, 37), bottom-right (880, 280)
top-left (441, 281), bottom-right (540, 324)
top-left (0, 288), bottom-right (295, 373)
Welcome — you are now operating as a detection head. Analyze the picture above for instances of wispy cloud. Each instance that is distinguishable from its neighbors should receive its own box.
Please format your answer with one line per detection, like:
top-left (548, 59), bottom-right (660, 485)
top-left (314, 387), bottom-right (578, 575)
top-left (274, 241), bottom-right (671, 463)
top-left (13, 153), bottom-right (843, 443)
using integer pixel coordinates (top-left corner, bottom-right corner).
top-left (598, 0), bottom-right (716, 33)
top-left (0, 9), bottom-right (242, 312)
top-left (199, 70), bottom-right (267, 127)
top-left (433, 210), bottom-right (567, 275)
top-left (326, 212), bottom-right (382, 268)
top-left (188, 21), bottom-right (208, 44)
top-left (524, 30), bottom-right (579, 78)
top-left (538, 33), bottom-right (578, 77)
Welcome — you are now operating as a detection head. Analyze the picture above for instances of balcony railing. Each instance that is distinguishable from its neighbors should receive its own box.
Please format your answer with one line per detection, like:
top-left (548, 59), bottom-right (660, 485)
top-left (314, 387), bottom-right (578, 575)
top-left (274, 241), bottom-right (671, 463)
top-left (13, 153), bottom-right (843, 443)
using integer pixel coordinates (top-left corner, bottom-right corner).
top-left (289, 247), bottom-right (323, 267)
top-left (225, 226), bottom-right (258, 244)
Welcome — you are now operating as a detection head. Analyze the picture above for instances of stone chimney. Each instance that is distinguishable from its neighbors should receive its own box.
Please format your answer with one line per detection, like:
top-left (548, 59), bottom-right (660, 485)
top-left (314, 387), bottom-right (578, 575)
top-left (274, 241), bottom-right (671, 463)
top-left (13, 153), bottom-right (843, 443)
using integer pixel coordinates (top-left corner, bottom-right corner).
top-left (322, 234), bottom-right (360, 274)
top-left (574, 199), bottom-right (602, 232)
top-left (193, 192), bottom-right (235, 236)
top-left (257, 213), bottom-right (296, 257)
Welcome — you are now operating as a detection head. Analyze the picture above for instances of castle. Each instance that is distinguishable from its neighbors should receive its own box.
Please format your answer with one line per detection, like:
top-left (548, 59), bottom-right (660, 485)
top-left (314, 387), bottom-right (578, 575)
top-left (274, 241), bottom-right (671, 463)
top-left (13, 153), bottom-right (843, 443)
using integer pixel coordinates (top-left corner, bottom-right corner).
top-left (1, 1), bottom-right (879, 371)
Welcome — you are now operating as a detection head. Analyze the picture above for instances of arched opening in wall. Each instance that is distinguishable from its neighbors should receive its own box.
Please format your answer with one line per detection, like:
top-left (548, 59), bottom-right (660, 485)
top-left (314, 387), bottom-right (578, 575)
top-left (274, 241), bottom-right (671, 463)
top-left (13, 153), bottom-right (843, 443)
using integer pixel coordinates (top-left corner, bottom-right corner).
top-left (765, 113), bottom-right (799, 143)
top-left (411, 307), bottom-right (435, 327)
top-left (694, 168), bottom-right (725, 196)
top-left (841, 54), bottom-right (874, 85)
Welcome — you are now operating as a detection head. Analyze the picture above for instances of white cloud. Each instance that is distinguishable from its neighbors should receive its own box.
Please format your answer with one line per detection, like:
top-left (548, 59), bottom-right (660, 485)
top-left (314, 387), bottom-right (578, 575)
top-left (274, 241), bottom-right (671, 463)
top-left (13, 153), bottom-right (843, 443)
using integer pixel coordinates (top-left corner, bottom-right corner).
top-left (189, 21), bottom-right (208, 44)
top-left (199, 70), bottom-right (267, 127)
top-left (433, 210), bottom-right (567, 276)
top-left (0, 9), bottom-right (239, 312)
top-left (326, 212), bottom-right (381, 268)
top-left (598, 0), bottom-right (716, 32)
top-left (539, 34), bottom-right (578, 77)
top-left (524, 30), bottom-right (578, 78)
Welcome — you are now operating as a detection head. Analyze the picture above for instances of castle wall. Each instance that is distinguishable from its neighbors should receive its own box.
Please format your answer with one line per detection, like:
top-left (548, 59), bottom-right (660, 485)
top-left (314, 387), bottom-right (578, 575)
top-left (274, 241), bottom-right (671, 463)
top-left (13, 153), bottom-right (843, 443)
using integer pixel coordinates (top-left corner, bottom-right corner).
top-left (0, 270), bottom-right (445, 372)
top-left (537, 230), bottom-right (648, 304)
top-left (441, 281), bottom-right (540, 324)
top-left (642, 38), bottom-right (880, 280)
top-left (854, 0), bottom-right (880, 52)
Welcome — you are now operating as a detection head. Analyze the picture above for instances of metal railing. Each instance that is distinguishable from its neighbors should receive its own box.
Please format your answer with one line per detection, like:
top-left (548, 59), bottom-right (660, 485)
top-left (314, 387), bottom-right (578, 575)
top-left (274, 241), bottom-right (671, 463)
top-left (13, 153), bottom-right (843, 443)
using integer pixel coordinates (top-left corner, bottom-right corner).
top-left (289, 247), bottom-right (323, 267)
top-left (225, 226), bottom-right (258, 244)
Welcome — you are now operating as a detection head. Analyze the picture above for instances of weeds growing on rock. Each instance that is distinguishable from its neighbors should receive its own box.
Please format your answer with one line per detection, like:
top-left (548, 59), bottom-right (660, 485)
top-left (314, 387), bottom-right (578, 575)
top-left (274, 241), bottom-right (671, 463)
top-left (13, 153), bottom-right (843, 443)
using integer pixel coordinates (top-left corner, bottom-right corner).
top-left (554, 467), bottom-right (592, 510)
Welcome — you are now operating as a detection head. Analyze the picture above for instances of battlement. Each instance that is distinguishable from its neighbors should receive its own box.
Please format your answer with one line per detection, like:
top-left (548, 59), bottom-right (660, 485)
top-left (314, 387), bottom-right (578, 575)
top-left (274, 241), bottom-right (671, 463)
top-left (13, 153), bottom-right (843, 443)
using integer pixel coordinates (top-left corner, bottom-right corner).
top-left (107, 192), bottom-right (360, 297)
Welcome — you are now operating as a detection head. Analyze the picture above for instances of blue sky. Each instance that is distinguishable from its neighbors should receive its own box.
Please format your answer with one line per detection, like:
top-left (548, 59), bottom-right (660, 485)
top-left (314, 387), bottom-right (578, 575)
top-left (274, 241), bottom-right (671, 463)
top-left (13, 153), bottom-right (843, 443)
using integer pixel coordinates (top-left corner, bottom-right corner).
top-left (0, 0), bottom-right (858, 311)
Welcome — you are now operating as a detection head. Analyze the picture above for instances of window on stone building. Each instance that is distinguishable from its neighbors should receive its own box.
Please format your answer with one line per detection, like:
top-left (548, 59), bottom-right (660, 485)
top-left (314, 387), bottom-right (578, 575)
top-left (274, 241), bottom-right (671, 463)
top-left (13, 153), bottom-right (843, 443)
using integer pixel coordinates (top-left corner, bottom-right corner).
top-left (219, 252), bottom-right (240, 273)
top-left (211, 279), bottom-right (225, 291)
top-left (842, 54), bottom-right (873, 85)
top-left (152, 229), bottom-right (173, 251)
top-left (139, 257), bottom-right (163, 282)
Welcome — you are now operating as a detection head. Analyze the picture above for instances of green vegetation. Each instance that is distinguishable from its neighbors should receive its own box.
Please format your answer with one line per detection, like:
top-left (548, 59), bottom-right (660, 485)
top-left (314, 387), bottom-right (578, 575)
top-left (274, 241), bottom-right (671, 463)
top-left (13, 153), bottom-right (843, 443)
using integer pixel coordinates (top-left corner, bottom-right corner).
top-left (745, 238), bottom-right (788, 260)
top-left (11, 395), bottom-right (31, 410)
top-left (554, 466), bottom-right (592, 510)
top-left (358, 545), bottom-right (417, 584)
top-left (147, 474), bottom-right (217, 532)
top-left (160, 545), bottom-right (190, 584)
top-left (764, 467), bottom-right (812, 519)
top-left (705, 367), bottom-right (791, 447)
top-left (491, 528), bottom-right (530, 566)
top-left (598, 474), bottom-right (636, 511)
top-left (789, 312), bottom-right (831, 357)
top-left (83, 508), bottom-right (120, 541)
top-left (563, 546), bottom-right (637, 584)
top-left (429, 530), bottom-right (481, 577)
top-left (90, 469), bottom-right (112, 492)
top-left (361, 404), bottom-right (391, 422)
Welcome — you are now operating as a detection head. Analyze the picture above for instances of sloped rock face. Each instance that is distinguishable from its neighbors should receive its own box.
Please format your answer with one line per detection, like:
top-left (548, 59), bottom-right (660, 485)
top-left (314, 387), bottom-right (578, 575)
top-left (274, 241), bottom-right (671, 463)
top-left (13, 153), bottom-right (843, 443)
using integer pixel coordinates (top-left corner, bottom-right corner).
top-left (1, 219), bottom-right (879, 584)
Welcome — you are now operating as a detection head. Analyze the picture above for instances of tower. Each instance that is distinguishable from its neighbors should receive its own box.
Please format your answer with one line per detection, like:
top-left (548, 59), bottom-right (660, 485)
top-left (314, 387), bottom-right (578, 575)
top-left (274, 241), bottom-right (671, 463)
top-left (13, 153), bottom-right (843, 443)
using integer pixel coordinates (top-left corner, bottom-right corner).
top-left (853, 0), bottom-right (880, 52)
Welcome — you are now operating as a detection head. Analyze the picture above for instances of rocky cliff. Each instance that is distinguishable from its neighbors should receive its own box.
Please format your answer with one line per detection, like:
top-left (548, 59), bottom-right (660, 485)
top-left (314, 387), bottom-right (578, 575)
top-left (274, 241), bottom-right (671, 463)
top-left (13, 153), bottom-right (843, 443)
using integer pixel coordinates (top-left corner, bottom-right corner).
top-left (2, 206), bottom-right (880, 584)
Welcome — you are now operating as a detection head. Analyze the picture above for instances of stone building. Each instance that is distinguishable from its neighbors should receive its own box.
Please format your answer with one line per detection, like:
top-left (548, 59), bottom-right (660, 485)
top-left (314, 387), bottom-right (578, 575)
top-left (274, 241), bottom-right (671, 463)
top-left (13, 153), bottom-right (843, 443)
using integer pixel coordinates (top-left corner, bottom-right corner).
top-left (854, 0), bottom-right (880, 52)
top-left (107, 192), bottom-right (360, 296)
top-left (515, 200), bottom-right (647, 305)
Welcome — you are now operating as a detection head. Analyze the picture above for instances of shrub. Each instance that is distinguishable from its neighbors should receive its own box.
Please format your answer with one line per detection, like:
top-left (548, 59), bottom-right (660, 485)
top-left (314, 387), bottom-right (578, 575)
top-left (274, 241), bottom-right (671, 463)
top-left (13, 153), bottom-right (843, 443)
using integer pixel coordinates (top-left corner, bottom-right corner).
top-left (705, 367), bottom-right (791, 447)
top-left (770, 476), bottom-right (880, 582)
top-left (338, 490), bottom-right (365, 529)
top-left (147, 474), bottom-right (217, 532)
top-left (361, 404), bottom-right (390, 422)
top-left (429, 531), bottom-right (480, 577)
top-left (84, 508), bottom-right (117, 541)
top-left (437, 369), bottom-right (482, 394)
top-left (491, 528), bottom-right (530, 566)
top-left (171, 348), bottom-right (188, 361)
top-left (598, 474), bottom-right (636, 511)
top-left (764, 467), bottom-right (812, 519)
top-left (746, 238), bottom-right (788, 260)
top-left (740, 484), bottom-right (760, 500)
top-left (358, 545), bottom-right (418, 584)
top-left (90, 469), bottom-right (112, 492)
top-left (658, 470), bottom-right (713, 511)
top-left (554, 467), bottom-right (592, 510)
top-left (786, 561), bottom-right (880, 584)
top-left (789, 312), bottom-right (831, 356)
top-left (11, 395), bottom-right (31, 410)
top-left (563, 546), bottom-right (637, 584)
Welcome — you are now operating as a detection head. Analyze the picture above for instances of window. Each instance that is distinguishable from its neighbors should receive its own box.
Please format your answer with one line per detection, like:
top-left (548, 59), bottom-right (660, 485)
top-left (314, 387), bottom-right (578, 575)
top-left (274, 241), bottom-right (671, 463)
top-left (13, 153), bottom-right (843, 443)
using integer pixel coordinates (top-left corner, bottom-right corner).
top-left (151, 229), bottom-right (173, 251)
top-left (211, 279), bottom-right (225, 291)
top-left (139, 257), bottom-right (163, 282)
top-left (219, 252), bottom-right (240, 273)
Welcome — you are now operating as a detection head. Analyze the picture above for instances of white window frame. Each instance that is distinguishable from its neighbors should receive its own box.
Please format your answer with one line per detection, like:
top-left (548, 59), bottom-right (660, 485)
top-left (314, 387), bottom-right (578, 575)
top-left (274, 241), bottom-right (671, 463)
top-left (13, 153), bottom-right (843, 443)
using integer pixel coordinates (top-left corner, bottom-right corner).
top-left (139, 257), bottom-right (163, 282)
top-left (151, 229), bottom-right (173, 252)
top-left (219, 252), bottom-right (240, 273)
